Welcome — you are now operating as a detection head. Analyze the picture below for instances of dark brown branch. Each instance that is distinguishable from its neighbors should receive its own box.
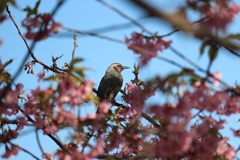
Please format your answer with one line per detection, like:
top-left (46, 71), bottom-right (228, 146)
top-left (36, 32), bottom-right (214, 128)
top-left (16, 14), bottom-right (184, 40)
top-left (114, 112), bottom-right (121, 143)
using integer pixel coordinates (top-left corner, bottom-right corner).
top-left (114, 102), bottom-right (161, 128)
top-left (224, 46), bottom-right (240, 57)
top-left (141, 112), bottom-right (161, 128)
top-left (6, 5), bottom-right (64, 74)
top-left (81, 132), bottom-right (94, 153)
top-left (129, 0), bottom-right (240, 52)
top-left (2, 1), bottom-right (66, 105)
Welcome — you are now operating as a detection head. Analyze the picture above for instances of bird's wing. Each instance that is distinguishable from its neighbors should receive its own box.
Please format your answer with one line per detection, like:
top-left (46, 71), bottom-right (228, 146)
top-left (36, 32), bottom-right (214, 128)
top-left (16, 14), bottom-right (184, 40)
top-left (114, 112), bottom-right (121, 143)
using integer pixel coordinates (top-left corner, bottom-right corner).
top-left (97, 75), bottom-right (122, 101)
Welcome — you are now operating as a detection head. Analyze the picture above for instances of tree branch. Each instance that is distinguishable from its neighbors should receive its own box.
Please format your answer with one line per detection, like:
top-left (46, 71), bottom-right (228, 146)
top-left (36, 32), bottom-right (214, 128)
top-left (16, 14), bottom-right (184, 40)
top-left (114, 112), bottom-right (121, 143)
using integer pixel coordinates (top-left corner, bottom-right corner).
top-left (97, 0), bottom-right (153, 35)
top-left (18, 107), bottom-right (70, 153)
top-left (9, 142), bottom-right (41, 160)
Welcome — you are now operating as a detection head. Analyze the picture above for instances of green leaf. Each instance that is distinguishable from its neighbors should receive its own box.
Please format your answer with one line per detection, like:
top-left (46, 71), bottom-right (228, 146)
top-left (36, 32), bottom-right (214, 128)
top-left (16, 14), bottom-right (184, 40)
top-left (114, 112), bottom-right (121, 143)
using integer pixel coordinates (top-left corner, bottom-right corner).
top-left (44, 75), bottom-right (57, 81)
top-left (23, 0), bottom-right (41, 17)
top-left (71, 58), bottom-right (84, 65)
top-left (0, 59), bottom-right (13, 71)
top-left (224, 34), bottom-right (240, 41)
top-left (208, 44), bottom-right (218, 63)
top-left (0, 0), bottom-right (17, 13)
top-left (73, 67), bottom-right (86, 78)
top-left (0, 72), bottom-right (11, 83)
top-left (199, 39), bottom-right (212, 57)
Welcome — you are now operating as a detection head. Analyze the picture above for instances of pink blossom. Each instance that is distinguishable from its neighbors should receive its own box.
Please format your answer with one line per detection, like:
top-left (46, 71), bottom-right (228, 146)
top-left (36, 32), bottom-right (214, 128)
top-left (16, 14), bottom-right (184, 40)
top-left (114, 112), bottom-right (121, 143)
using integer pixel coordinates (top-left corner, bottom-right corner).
top-left (212, 71), bottom-right (222, 86)
top-left (116, 142), bottom-right (141, 156)
top-left (33, 114), bottom-right (49, 129)
top-left (189, 117), bottom-right (227, 159)
top-left (149, 94), bottom-right (192, 124)
top-left (42, 153), bottom-right (53, 160)
top-left (189, 87), bottom-right (229, 112)
top-left (194, 0), bottom-right (240, 31)
top-left (124, 83), bottom-right (154, 113)
top-left (54, 107), bottom-right (78, 127)
top-left (58, 79), bottom-right (93, 107)
top-left (105, 128), bottom-right (125, 152)
top-left (216, 138), bottom-right (236, 159)
top-left (125, 32), bottom-right (172, 66)
top-left (86, 113), bottom-right (97, 119)
top-left (56, 143), bottom-right (90, 160)
top-left (24, 61), bottom-right (35, 75)
top-left (37, 70), bottom-right (47, 81)
top-left (22, 14), bottom-right (62, 41)
top-left (43, 124), bottom-right (58, 135)
top-left (217, 96), bottom-right (240, 115)
top-left (89, 140), bottom-right (104, 157)
top-left (155, 122), bottom-right (194, 157)
top-left (119, 106), bottom-right (139, 120)
top-left (232, 129), bottom-right (240, 137)
top-left (1, 144), bottom-right (20, 159)
top-left (98, 100), bottom-right (111, 114)
top-left (0, 83), bottom-right (23, 115)
top-left (52, 23), bottom-right (62, 33)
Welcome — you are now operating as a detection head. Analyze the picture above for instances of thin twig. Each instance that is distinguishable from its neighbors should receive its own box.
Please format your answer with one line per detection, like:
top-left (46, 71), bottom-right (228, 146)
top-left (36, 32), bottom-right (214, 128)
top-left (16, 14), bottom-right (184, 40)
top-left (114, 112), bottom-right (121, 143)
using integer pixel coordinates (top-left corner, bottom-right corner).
top-left (130, 0), bottom-right (240, 51)
top-left (141, 112), bottom-right (161, 128)
top-left (18, 107), bottom-right (69, 153)
top-left (9, 142), bottom-right (41, 160)
top-left (6, 6), bottom-right (64, 74)
top-left (159, 17), bottom-right (208, 38)
top-left (81, 132), bottom-right (94, 153)
top-left (9, 0), bottom-right (65, 77)
top-left (169, 46), bottom-right (230, 87)
top-left (170, 46), bottom-right (206, 73)
top-left (6, 4), bottom-right (69, 151)
top-left (88, 1), bottom-right (230, 89)
top-left (3, 1), bottom-right (65, 103)
top-left (64, 25), bottom-right (232, 92)
top-left (63, 27), bottom-right (124, 44)
top-left (114, 101), bottom-right (161, 128)
top-left (72, 34), bottom-right (77, 60)
top-left (35, 129), bottom-right (50, 160)
top-left (157, 56), bottom-right (185, 69)
top-left (57, 15), bottom-right (150, 38)
top-left (97, 0), bottom-right (153, 35)
top-left (224, 46), bottom-right (240, 57)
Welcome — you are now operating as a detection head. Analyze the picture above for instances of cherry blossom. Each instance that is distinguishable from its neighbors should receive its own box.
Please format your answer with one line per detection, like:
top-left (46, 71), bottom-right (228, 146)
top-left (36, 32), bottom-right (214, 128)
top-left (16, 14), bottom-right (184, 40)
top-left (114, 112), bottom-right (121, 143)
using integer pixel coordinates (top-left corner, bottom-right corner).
top-left (98, 100), bottom-right (111, 114)
top-left (125, 32), bottom-right (172, 66)
top-left (216, 137), bottom-right (236, 160)
top-left (1, 144), bottom-right (20, 159)
top-left (22, 14), bottom-right (62, 41)
top-left (188, 0), bottom-right (240, 31)
top-left (212, 71), bottom-right (222, 86)
top-left (2, 0), bottom-right (240, 159)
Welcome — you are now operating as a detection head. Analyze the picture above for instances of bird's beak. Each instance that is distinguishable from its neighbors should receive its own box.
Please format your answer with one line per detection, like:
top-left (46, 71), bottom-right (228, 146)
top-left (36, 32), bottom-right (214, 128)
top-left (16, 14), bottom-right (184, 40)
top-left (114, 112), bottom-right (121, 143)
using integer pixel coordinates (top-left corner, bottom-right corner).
top-left (122, 66), bottom-right (129, 70)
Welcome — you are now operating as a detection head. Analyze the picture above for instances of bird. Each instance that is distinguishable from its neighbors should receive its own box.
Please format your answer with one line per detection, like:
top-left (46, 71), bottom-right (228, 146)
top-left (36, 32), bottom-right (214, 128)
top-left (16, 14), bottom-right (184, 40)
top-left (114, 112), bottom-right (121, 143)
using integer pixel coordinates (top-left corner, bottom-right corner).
top-left (96, 63), bottom-right (129, 113)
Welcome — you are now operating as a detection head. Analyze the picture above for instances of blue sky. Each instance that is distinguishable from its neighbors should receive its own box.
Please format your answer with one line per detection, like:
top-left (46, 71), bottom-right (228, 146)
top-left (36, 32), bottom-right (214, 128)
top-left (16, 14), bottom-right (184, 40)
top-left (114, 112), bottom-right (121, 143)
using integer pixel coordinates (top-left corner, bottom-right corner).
top-left (1, 0), bottom-right (240, 159)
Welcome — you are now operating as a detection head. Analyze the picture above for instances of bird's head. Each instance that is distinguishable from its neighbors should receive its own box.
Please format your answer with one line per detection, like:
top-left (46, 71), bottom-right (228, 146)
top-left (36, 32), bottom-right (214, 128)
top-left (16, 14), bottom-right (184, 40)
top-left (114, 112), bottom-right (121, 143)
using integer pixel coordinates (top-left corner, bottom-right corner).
top-left (106, 63), bottom-right (129, 74)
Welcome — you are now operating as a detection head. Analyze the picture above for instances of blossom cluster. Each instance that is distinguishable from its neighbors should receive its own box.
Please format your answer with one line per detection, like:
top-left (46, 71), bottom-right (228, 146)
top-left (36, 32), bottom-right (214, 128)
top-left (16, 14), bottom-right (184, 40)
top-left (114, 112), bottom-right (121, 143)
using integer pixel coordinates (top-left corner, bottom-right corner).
top-left (187, 0), bottom-right (240, 31)
top-left (2, 0), bottom-right (240, 159)
top-left (22, 14), bottom-right (62, 41)
top-left (125, 32), bottom-right (172, 66)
